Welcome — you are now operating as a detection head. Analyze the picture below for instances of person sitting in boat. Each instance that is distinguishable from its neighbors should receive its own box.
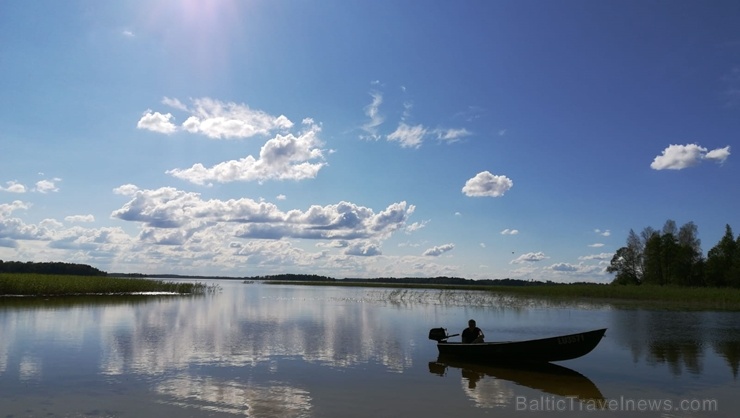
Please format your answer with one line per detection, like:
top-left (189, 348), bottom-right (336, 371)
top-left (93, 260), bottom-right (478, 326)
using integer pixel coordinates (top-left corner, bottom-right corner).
top-left (462, 319), bottom-right (485, 343)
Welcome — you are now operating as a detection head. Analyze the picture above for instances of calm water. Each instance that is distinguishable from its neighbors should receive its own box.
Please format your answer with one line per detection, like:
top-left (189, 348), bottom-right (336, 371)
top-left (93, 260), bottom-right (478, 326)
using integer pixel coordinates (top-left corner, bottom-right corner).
top-left (1, 280), bottom-right (737, 417)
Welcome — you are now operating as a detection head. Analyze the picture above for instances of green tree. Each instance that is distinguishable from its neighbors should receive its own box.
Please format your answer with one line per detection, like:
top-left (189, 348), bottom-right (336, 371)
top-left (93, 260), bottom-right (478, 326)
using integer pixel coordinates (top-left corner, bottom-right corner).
top-left (732, 235), bottom-right (740, 287)
top-left (705, 225), bottom-right (737, 287)
top-left (676, 221), bottom-right (703, 286)
top-left (642, 229), bottom-right (663, 285)
top-left (608, 246), bottom-right (641, 284)
top-left (608, 229), bottom-right (644, 285)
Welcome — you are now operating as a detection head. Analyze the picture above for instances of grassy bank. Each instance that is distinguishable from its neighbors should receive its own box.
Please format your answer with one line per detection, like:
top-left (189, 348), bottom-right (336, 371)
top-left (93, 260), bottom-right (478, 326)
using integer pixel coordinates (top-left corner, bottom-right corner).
top-left (263, 280), bottom-right (740, 310)
top-left (0, 273), bottom-right (214, 296)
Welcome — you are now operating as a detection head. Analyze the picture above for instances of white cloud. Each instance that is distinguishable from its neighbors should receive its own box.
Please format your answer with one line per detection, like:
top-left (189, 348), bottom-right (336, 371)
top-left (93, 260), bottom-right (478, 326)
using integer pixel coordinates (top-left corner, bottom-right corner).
top-left (588, 243), bottom-right (605, 248)
top-left (434, 128), bottom-right (471, 143)
top-left (423, 243), bottom-right (454, 257)
top-left (705, 146), bottom-right (731, 163)
top-left (345, 242), bottom-right (382, 256)
top-left (548, 263), bottom-right (578, 272)
top-left (139, 97), bottom-right (293, 139)
top-left (462, 171), bottom-right (513, 197)
top-left (510, 252), bottom-right (548, 264)
top-left (137, 111), bottom-right (177, 134)
top-left (360, 91), bottom-right (384, 140)
top-left (501, 229), bottom-right (519, 235)
top-left (0, 200), bottom-right (30, 217)
top-left (276, 194), bottom-right (287, 201)
top-left (594, 229), bottom-right (611, 237)
top-left (162, 97), bottom-right (188, 111)
top-left (65, 215), bottom-right (95, 223)
top-left (34, 178), bottom-right (60, 194)
top-left (113, 184), bottom-right (140, 196)
top-left (166, 122), bottom-right (326, 185)
top-left (405, 219), bottom-right (429, 234)
top-left (0, 181), bottom-right (26, 193)
top-left (111, 186), bottom-right (415, 243)
top-left (0, 202), bottom-right (53, 243)
top-left (181, 98), bottom-right (293, 139)
top-left (650, 144), bottom-right (731, 170)
top-left (579, 253), bottom-right (614, 261)
top-left (387, 123), bottom-right (427, 148)
top-left (122, 30), bottom-right (134, 37)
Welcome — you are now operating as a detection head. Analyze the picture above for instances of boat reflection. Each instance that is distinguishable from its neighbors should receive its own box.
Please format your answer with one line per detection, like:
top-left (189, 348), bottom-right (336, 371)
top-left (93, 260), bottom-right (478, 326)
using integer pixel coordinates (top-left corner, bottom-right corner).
top-left (429, 356), bottom-right (605, 407)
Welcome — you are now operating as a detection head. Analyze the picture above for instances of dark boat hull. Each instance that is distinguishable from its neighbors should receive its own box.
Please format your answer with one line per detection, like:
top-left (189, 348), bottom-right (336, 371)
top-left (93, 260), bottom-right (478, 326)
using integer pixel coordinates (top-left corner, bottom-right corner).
top-left (436, 328), bottom-right (607, 363)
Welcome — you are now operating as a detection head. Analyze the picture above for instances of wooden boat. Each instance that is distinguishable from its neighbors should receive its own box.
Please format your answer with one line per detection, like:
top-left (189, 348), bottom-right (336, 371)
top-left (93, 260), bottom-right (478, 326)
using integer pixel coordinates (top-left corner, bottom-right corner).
top-left (428, 328), bottom-right (607, 363)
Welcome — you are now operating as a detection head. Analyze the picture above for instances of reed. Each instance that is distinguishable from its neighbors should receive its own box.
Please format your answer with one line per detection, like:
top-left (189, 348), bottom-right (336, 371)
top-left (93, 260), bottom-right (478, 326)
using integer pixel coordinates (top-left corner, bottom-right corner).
top-left (263, 280), bottom-right (740, 310)
top-left (0, 273), bottom-right (215, 296)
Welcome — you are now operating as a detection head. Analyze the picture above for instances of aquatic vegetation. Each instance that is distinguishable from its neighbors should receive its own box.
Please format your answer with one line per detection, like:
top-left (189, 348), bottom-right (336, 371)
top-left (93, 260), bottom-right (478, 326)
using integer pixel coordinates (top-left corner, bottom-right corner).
top-left (265, 280), bottom-right (740, 310)
top-left (0, 273), bottom-right (217, 296)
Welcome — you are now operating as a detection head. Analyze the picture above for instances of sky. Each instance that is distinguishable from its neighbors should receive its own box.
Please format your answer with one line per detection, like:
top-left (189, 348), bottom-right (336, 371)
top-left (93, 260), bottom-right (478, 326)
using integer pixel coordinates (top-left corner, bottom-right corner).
top-left (1, 0), bottom-right (738, 282)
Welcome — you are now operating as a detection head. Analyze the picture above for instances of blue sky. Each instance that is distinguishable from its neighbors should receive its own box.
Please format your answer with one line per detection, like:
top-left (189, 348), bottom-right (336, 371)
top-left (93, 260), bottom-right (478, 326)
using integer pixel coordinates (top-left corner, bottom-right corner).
top-left (1, 0), bottom-right (738, 282)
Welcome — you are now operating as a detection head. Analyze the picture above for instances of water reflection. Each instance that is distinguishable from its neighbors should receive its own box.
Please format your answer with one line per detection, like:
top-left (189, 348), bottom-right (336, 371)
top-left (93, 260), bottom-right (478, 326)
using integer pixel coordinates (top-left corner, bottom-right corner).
top-left (155, 373), bottom-right (312, 417)
top-left (429, 357), bottom-right (605, 408)
top-left (611, 309), bottom-right (740, 378)
top-left (1, 283), bottom-right (739, 417)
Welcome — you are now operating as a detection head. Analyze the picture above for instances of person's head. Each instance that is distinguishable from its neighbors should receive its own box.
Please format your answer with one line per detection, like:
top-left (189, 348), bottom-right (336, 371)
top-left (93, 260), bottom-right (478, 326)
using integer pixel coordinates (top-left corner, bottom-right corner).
top-left (468, 319), bottom-right (476, 328)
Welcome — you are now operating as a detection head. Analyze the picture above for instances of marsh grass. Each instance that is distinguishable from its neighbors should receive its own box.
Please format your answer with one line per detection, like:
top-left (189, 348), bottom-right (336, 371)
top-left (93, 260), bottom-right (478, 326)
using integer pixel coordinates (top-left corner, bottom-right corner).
top-left (264, 280), bottom-right (740, 310)
top-left (0, 273), bottom-right (216, 297)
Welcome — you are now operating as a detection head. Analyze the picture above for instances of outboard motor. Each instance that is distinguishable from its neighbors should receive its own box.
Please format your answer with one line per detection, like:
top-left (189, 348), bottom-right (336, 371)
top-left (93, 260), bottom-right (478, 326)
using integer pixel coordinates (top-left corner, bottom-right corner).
top-left (428, 328), bottom-right (449, 342)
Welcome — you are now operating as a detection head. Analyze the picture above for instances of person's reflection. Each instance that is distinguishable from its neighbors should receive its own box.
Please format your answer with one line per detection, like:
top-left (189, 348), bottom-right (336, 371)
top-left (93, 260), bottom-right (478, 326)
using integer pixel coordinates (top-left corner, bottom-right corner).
top-left (461, 367), bottom-right (484, 389)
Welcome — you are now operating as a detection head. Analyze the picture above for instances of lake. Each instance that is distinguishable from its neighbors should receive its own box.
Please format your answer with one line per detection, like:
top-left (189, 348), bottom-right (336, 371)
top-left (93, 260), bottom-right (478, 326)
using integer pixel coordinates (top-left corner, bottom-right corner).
top-left (1, 280), bottom-right (737, 417)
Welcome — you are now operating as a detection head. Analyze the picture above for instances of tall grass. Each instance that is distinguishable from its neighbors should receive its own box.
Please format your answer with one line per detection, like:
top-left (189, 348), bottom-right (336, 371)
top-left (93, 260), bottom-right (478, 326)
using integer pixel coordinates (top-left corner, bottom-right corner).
top-left (264, 280), bottom-right (740, 310)
top-left (0, 273), bottom-right (216, 296)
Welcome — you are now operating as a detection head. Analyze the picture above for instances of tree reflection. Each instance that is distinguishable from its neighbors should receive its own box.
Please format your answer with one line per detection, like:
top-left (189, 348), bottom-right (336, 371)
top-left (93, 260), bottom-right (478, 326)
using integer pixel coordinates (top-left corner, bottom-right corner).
top-left (611, 309), bottom-right (740, 377)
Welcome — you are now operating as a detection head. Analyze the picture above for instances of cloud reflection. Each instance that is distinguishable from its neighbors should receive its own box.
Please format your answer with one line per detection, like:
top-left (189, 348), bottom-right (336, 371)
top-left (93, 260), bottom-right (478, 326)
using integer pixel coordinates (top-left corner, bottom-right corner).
top-left (155, 374), bottom-right (312, 417)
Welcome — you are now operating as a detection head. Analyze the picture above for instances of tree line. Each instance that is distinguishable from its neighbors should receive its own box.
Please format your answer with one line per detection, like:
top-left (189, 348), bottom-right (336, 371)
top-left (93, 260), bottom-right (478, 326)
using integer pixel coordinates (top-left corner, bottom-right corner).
top-left (0, 260), bottom-right (107, 276)
top-left (608, 221), bottom-right (740, 287)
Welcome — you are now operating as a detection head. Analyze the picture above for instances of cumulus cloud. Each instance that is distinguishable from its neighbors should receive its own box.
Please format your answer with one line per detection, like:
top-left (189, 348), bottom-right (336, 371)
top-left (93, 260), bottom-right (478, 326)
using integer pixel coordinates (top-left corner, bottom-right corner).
top-left (594, 229), bottom-right (611, 237)
top-left (111, 186), bottom-right (415, 243)
top-left (0, 200), bottom-right (30, 217)
top-left (423, 243), bottom-right (455, 256)
top-left (113, 184), bottom-right (140, 196)
top-left (345, 242), bottom-right (382, 256)
top-left (501, 229), bottom-right (519, 235)
top-left (462, 171), bottom-right (513, 197)
top-left (34, 178), bottom-right (60, 193)
top-left (579, 253), bottom-right (614, 261)
top-left (548, 263), bottom-right (578, 272)
top-left (65, 215), bottom-right (95, 223)
top-left (510, 252), bottom-right (548, 264)
top-left (181, 98), bottom-right (293, 139)
top-left (137, 111), bottom-right (177, 134)
top-left (166, 121), bottom-right (326, 185)
top-left (138, 97), bottom-right (293, 139)
top-left (0, 181), bottom-right (26, 193)
top-left (0, 202), bottom-right (54, 243)
top-left (650, 144), bottom-right (731, 170)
